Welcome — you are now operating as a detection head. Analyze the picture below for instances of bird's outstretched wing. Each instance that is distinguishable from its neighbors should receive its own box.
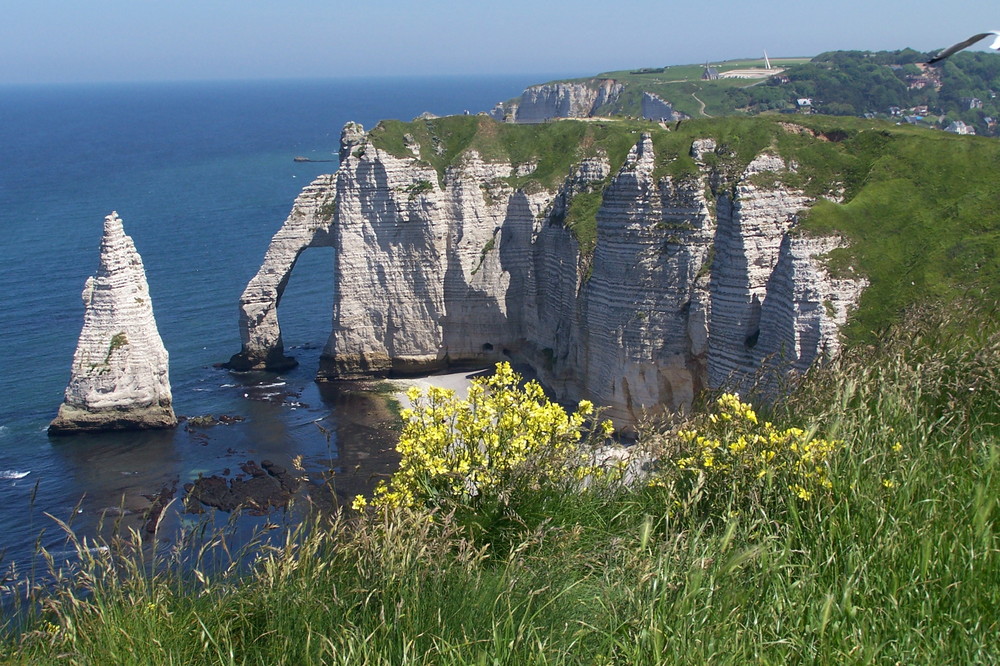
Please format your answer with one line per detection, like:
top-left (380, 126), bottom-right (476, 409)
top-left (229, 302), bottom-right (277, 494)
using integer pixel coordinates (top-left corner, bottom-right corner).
top-left (927, 31), bottom-right (1000, 64)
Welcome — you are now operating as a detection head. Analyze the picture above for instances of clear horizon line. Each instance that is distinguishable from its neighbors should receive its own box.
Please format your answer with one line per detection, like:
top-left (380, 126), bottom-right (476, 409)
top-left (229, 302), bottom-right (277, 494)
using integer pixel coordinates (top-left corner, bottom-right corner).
top-left (0, 54), bottom-right (834, 88)
top-left (0, 71), bottom-right (596, 89)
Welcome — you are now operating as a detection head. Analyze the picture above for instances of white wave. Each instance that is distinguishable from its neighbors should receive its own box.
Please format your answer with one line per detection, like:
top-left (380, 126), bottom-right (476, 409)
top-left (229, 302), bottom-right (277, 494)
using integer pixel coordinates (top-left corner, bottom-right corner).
top-left (0, 425), bottom-right (8, 437)
top-left (254, 382), bottom-right (287, 389)
top-left (48, 545), bottom-right (110, 559)
top-left (0, 470), bottom-right (30, 480)
top-left (220, 383), bottom-right (237, 388)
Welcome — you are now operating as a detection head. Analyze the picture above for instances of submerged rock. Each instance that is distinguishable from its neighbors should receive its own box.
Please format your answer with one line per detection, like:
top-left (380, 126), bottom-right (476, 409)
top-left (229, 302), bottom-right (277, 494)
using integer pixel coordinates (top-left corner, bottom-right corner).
top-left (183, 460), bottom-right (301, 514)
top-left (49, 212), bottom-right (176, 434)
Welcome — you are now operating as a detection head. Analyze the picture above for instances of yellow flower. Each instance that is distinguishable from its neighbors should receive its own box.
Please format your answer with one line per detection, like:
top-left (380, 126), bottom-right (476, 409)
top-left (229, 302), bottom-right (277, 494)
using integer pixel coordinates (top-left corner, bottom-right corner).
top-left (792, 484), bottom-right (813, 501)
top-left (370, 362), bottom-right (613, 513)
top-left (351, 494), bottom-right (368, 510)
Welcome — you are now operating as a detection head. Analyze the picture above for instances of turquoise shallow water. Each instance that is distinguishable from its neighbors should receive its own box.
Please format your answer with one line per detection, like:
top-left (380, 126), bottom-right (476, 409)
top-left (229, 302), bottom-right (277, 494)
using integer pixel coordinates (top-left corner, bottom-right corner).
top-left (0, 75), bottom-right (558, 573)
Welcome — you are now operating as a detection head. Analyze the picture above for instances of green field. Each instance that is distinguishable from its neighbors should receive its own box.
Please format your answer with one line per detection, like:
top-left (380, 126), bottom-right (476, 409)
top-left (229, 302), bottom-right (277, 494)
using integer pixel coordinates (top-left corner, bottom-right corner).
top-left (536, 57), bottom-right (814, 118)
top-left (502, 50), bottom-right (1000, 133)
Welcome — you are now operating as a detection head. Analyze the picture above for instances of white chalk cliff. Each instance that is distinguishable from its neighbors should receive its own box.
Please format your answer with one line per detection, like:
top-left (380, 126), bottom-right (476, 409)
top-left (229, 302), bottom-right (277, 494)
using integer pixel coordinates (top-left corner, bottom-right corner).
top-left (489, 79), bottom-right (624, 123)
top-left (641, 92), bottom-right (686, 123)
top-left (50, 213), bottom-right (176, 434)
top-left (232, 122), bottom-right (867, 425)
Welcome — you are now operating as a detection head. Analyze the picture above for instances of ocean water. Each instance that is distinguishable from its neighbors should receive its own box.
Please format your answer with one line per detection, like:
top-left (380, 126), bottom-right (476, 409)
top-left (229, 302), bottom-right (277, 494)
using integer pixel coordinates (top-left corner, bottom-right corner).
top-left (0, 75), bottom-right (555, 573)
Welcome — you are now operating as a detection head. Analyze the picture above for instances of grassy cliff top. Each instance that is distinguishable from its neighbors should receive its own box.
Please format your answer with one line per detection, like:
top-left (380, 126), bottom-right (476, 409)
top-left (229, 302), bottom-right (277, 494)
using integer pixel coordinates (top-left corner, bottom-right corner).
top-left (489, 57), bottom-right (813, 118)
top-left (369, 115), bottom-right (659, 189)
top-left (367, 114), bottom-right (1000, 341)
top-left (494, 51), bottom-right (1000, 136)
top-left (593, 58), bottom-right (813, 118)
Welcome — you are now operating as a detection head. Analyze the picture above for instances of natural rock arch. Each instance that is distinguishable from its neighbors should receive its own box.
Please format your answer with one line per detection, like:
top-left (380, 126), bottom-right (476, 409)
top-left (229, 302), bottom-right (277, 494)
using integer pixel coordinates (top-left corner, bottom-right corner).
top-left (226, 174), bottom-right (336, 371)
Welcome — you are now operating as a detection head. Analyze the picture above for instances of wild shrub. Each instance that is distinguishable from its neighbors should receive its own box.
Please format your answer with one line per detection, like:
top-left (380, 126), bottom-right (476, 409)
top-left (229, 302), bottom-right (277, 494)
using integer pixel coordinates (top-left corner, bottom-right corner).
top-left (356, 362), bottom-right (615, 513)
top-left (650, 392), bottom-right (840, 520)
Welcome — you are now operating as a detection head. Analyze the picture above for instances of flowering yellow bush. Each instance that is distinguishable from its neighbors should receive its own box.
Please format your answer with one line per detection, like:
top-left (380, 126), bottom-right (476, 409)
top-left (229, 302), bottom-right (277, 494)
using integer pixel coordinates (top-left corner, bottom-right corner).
top-left (664, 393), bottom-right (840, 512)
top-left (358, 362), bottom-right (614, 512)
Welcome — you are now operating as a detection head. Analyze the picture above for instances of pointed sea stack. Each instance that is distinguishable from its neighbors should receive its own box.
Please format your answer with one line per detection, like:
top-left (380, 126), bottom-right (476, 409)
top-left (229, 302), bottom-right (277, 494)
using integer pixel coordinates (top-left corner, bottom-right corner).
top-left (49, 212), bottom-right (177, 435)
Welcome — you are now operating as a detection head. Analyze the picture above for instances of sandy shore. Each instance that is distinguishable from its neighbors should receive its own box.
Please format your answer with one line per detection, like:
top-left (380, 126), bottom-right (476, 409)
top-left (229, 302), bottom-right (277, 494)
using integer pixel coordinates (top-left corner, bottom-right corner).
top-left (387, 368), bottom-right (493, 407)
top-left (381, 367), bottom-right (646, 483)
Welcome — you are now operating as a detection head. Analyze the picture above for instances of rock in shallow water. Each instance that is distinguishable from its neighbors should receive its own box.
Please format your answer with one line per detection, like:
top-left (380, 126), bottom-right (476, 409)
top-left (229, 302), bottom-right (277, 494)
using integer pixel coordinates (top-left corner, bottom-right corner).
top-left (183, 460), bottom-right (302, 514)
top-left (49, 212), bottom-right (176, 435)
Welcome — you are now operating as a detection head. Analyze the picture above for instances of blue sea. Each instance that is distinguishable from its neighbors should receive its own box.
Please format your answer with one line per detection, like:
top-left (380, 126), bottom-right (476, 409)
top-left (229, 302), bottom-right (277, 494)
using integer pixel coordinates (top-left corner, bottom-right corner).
top-left (0, 75), bottom-right (557, 575)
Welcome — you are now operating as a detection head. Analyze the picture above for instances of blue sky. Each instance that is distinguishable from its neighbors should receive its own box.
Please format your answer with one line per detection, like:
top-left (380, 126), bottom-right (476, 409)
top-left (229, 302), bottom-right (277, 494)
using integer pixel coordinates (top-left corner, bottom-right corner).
top-left (3, 0), bottom-right (998, 84)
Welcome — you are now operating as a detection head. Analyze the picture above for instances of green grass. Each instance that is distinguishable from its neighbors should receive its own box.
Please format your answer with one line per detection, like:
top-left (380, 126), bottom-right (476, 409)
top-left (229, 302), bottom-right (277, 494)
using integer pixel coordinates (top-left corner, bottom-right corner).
top-left (598, 58), bottom-right (813, 83)
top-left (5, 302), bottom-right (998, 664)
top-left (368, 116), bottom-right (651, 259)
top-left (369, 115), bottom-right (655, 189)
top-left (503, 58), bottom-right (814, 119)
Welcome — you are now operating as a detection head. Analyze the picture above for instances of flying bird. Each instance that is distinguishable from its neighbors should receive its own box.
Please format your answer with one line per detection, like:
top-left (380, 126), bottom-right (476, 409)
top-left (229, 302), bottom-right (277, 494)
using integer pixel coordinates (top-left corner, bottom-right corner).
top-left (926, 31), bottom-right (1000, 64)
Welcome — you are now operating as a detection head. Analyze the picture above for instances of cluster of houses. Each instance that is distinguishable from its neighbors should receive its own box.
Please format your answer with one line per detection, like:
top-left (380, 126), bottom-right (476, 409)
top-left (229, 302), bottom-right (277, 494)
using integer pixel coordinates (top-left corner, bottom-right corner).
top-left (885, 103), bottom-right (997, 134)
top-left (695, 62), bottom-right (996, 135)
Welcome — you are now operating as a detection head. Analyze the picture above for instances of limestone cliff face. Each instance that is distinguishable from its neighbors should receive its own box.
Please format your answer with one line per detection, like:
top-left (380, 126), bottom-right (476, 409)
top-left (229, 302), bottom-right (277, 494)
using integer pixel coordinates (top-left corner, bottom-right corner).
top-left (50, 213), bottom-right (176, 434)
top-left (707, 152), bottom-right (814, 389)
top-left (236, 124), bottom-right (867, 425)
top-left (323, 124), bottom-right (556, 378)
top-left (489, 79), bottom-right (624, 123)
top-left (641, 92), bottom-right (686, 122)
top-left (569, 135), bottom-right (717, 421)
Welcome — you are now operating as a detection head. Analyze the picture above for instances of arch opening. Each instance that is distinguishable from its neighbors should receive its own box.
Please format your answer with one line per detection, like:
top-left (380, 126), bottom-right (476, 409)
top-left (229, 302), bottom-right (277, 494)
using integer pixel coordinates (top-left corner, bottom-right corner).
top-left (274, 246), bottom-right (335, 368)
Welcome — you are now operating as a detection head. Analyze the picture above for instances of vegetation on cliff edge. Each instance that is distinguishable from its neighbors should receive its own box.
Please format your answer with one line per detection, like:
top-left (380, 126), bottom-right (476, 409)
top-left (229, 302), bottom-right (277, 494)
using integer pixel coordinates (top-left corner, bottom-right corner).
top-left (549, 51), bottom-right (1000, 136)
top-left (5, 301), bottom-right (998, 664)
top-left (369, 113), bottom-right (1000, 341)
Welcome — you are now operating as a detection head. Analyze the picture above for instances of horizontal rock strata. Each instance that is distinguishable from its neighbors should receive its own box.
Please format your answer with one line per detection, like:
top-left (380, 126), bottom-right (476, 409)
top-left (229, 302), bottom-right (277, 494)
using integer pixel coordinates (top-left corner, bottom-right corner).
top-left (50, 213), bottom-right (176, 434)
top-left (236, 122), bottom-right (867, 425)
top-left (641, 92), bottom-right (686, 122)
top-left (489, 79), bottom-right (624, 123)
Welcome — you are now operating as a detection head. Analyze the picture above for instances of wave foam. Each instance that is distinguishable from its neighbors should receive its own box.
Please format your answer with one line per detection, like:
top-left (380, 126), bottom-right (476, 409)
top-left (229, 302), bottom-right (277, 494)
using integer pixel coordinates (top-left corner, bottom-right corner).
top-left (0, 470), bottom-right (30, 480)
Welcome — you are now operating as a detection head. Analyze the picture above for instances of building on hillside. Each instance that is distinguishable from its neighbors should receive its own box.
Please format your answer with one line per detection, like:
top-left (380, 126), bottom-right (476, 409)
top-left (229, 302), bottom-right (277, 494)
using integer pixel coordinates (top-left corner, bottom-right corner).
top-left (796, 98), bottom-right (813, 113)
top-left (945, 120), bottom-right (976, 135)
top-left (701, 66), bottom-right (719, 81)
top-left (906, 76), bottom-right (932, 90)
top-left (960, 97), bottom-right (983, 110)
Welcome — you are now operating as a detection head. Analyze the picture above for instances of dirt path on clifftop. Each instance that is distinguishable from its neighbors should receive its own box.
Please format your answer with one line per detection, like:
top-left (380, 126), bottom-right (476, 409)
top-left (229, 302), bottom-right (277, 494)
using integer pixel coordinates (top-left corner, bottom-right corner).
top-left (691, 92), bottom-right (711, 117)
